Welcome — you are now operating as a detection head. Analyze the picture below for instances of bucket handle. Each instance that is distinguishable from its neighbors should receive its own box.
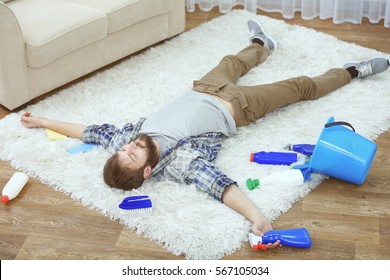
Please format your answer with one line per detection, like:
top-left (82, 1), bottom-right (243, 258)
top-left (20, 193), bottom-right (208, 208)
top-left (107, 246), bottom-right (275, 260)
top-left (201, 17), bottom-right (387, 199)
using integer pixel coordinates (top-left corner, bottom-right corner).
top-left (324, 121), bottom-right (355, 132)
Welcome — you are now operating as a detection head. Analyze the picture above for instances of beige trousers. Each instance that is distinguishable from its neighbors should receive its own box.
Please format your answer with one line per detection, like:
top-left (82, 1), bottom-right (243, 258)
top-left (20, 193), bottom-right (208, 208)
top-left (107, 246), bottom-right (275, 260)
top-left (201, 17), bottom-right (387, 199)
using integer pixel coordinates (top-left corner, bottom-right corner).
top-left (192, 43), bottom-right (352, 127)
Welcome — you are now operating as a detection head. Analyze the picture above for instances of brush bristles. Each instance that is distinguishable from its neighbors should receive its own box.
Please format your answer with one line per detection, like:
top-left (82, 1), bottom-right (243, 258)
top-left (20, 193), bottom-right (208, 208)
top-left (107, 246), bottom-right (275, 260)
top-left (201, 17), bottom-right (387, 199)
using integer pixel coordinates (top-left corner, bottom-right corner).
top-left (125, 207), bottom-right (153, 213)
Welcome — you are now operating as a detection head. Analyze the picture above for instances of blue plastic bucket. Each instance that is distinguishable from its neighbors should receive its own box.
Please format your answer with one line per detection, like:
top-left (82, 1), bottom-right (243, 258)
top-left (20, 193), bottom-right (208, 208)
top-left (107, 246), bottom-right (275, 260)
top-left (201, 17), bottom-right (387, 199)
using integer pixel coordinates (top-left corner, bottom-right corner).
top-left (308, 117), bottom-right (377, 185)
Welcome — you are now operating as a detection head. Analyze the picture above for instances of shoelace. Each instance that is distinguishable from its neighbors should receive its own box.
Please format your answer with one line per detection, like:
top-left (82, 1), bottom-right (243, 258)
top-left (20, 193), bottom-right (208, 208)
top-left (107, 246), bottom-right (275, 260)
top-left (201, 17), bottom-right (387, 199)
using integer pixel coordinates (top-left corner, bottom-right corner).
top-left (357, 63), bottom-right (373, 77)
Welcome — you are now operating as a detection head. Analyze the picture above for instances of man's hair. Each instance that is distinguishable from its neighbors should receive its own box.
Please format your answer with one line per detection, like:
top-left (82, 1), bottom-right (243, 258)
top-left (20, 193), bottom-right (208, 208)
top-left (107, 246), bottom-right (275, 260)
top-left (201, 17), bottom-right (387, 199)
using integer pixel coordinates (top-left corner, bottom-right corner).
top-left (103, 133), bottom-right (159, 191)
top-left (103, 153), bottom-right (145, 190)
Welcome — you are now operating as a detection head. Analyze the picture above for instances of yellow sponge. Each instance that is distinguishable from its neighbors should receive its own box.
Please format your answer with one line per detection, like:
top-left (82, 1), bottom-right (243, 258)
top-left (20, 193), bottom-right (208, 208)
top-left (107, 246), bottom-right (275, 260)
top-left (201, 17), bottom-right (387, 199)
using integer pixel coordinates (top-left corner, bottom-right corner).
top-left (45, 129), bottom-right (67, 140)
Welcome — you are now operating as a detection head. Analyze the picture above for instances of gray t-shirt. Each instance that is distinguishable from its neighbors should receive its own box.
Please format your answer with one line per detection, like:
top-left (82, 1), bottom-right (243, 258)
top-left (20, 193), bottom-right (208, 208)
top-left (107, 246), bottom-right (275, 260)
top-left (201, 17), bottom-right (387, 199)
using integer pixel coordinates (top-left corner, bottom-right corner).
top-left (139, 90), bottom-right (237, 157)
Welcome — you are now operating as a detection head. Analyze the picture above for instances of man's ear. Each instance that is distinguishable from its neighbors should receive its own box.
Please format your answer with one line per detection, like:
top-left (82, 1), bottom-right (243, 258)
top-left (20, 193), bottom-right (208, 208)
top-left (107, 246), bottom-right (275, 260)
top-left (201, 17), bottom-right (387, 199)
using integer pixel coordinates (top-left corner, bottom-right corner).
top-left (143, 165), bottom-right (152, 179)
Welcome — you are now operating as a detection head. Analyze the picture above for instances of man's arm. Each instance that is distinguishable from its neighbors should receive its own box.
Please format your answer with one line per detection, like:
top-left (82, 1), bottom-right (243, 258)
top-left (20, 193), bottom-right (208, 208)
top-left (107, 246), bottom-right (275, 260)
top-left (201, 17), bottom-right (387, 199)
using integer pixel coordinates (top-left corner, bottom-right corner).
top-left (222, 184), bottom-right (280, 249)
top-left (20, 112), bottom-right (86, 139)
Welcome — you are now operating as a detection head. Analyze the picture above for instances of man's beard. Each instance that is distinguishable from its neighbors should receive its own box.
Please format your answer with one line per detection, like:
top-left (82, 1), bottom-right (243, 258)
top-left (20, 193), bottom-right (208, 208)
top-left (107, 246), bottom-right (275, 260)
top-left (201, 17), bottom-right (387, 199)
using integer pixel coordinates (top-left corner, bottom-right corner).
top-left (135, 133), bottom-right (159, 168)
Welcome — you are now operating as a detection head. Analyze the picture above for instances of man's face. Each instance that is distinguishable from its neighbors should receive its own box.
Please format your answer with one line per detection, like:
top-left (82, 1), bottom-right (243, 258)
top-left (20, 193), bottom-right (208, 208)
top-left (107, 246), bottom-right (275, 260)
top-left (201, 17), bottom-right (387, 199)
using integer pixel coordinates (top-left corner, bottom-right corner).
top-left (116, 134), bottom-right (159, 171)
top-left (117, 139), bottom-right (149, 170)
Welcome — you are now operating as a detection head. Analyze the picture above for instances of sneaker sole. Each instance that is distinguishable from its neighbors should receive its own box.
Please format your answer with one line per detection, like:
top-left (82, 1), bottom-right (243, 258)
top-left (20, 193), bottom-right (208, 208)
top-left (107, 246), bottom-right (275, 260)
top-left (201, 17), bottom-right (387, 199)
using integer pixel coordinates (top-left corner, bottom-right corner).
top-left (248, 19), bottom-right (278, 50)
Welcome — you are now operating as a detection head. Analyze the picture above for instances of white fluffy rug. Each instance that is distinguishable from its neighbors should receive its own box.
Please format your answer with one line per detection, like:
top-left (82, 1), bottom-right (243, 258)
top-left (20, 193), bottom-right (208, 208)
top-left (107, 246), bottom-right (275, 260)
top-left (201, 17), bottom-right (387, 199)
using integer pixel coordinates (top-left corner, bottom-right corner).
top-left (1, 10), bottom-right (390, 259)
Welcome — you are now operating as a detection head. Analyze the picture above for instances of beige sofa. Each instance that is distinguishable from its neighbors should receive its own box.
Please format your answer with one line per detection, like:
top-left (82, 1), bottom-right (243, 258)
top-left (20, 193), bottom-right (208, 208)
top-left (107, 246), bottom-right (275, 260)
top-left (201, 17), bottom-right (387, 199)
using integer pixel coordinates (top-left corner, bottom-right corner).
top-left (0, 0), bottom-right (185, 110)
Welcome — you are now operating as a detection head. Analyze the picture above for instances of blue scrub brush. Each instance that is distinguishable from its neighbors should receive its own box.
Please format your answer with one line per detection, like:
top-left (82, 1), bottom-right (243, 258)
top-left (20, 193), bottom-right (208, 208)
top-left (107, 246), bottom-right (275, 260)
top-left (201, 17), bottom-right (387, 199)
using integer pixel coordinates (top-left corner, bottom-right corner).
top-left (119, 195), bottom-right (153, 213)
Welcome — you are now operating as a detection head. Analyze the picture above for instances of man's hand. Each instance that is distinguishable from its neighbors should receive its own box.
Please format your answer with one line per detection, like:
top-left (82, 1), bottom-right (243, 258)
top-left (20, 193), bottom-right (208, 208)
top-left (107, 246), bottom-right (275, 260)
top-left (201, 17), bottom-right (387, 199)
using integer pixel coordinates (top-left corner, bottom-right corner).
top-left (252, 215), bottom-right (273, 236)
top-left (252, 218), bottom-right (281, 249)
top-left (20, 112), bottom-right (44, 128)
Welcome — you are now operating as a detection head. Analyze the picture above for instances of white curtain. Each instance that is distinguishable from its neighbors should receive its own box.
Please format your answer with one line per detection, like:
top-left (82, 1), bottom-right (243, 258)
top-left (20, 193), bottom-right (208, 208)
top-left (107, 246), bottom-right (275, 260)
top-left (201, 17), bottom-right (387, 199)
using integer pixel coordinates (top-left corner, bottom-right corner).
top-left (186, 0), bottom-right (390, 28)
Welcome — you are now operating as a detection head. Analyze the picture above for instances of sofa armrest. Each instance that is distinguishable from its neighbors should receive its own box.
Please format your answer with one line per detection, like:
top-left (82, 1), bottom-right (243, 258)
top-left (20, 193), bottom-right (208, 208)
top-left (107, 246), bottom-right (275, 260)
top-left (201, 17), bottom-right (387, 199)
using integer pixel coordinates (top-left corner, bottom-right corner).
top-left (0, 2), bottom-right (30, 110)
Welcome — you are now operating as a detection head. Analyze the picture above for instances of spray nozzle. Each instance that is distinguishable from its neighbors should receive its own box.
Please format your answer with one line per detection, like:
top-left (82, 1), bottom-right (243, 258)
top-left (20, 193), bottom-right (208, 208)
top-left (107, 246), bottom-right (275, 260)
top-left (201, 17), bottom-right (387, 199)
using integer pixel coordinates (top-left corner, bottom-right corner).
top-left (246, 178), bottom-right (260, 190)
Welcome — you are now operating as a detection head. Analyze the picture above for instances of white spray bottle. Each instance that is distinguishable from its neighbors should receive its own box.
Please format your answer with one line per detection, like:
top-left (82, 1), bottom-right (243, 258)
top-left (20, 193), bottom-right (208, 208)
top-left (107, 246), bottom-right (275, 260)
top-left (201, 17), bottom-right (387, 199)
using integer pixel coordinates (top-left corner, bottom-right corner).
top-left (246, 169), bottom-right (304, 190)
top-left (2, 172), bottom-right (29, 203)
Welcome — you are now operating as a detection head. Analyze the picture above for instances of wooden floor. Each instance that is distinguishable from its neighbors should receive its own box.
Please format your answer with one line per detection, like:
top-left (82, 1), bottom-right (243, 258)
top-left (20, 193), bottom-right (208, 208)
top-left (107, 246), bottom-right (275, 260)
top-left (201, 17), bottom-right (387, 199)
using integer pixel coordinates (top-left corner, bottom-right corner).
top-left (1, 7), bottom-right (390, 260)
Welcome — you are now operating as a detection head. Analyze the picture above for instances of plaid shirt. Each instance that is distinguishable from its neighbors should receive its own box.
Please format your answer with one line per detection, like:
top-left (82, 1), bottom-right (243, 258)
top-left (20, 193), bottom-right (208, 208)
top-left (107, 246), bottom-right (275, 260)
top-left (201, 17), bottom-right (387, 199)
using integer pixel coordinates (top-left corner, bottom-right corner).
top-left (82, 118), bottom-right (236, 202)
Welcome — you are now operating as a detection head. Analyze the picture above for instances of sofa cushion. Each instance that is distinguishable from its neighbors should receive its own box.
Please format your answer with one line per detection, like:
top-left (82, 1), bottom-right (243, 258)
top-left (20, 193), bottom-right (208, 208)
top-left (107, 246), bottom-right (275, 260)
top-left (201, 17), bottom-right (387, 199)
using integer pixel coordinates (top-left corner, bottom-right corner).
top-left (8, 0), bottom-right (107, 68)
top-left (0, 0), bottom-right (13, 3)
top-left (63, 0), bottom-right (173, 34)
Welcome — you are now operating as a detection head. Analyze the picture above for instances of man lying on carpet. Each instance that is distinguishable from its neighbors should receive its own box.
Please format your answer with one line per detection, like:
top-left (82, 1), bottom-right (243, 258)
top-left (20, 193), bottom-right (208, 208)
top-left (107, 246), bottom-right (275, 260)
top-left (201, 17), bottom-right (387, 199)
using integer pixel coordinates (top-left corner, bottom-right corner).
top-left (20, 20), bottom-right (389, 249)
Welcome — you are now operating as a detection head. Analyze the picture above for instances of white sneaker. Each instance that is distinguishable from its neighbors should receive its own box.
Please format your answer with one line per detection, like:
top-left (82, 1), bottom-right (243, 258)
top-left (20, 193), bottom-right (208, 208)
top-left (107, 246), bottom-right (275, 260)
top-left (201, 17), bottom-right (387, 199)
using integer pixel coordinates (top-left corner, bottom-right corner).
top-left (248, 19), bottom-right (278, 51)
top-left (343, 57), bottom-right (389, 78)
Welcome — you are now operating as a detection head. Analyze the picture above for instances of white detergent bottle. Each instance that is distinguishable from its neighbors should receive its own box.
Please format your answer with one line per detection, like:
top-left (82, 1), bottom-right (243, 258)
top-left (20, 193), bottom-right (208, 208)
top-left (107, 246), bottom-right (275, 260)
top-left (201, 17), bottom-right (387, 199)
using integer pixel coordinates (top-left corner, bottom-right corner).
top-left (246, 169), bottom-right (304, 190)
top-left (1, 172), bottom-right (29, 203)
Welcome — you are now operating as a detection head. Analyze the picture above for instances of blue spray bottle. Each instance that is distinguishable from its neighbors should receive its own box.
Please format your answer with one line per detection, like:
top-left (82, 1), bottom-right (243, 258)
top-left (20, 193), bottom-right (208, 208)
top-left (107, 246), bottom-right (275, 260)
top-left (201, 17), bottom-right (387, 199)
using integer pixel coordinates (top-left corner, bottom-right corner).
top-left (248, 228), bottom-right (312, 250)
top-left (250, 151), bottom-right (297, 165)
